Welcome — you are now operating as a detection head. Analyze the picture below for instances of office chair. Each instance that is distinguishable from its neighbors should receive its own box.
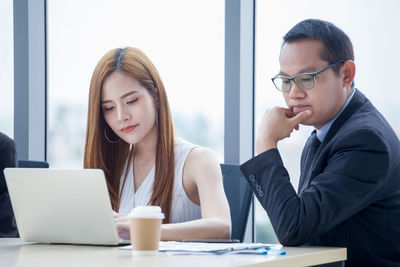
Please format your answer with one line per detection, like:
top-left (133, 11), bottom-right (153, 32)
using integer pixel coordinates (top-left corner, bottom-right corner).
top-left (220, 163), bottom-right (252, 242)
top-left (17, 160), bottom-right (49, 168)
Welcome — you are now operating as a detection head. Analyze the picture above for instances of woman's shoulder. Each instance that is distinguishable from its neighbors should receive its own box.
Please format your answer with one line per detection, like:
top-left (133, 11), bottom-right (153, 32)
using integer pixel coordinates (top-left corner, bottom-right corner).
top-left (175, 136), bottom-right (217, 161)
top-left (188, 145), bottom-right (218, 161)
top-left (181, 143), bottom-right (221, 178)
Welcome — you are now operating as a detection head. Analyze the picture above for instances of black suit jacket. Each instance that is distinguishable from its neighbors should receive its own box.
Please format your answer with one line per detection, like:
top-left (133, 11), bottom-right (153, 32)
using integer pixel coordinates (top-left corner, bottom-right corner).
top-left (0, 132), bottom-right (18, 237)
top-left (240, 90), bottom-right (400, 266)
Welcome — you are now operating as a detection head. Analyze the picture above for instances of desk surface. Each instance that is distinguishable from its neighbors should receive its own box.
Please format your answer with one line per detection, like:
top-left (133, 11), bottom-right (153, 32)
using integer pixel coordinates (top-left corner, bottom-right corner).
top-left (0, 238), bottom-right (346, 267)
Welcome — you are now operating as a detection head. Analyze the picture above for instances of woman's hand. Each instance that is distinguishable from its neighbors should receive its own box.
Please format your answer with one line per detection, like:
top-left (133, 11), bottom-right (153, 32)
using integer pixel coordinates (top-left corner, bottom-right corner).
top-left (113, 211), bottom-right (131, 240)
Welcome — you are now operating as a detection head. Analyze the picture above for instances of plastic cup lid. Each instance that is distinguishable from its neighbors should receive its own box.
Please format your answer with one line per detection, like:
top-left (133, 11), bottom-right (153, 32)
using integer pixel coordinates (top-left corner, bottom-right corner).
top-left (129, 206), bottom-right (165, 219)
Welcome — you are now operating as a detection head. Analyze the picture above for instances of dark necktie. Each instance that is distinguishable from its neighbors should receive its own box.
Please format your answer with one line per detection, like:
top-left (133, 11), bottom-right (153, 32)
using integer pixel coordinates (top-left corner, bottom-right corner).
top-left (304, 131), bottom-right (321, 173)
top-left (299, 130), bottom-right (321, 193)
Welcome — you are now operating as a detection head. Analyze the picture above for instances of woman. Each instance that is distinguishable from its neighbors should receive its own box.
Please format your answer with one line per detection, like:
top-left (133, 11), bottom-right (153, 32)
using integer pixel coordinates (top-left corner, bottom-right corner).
top-left (84, 47), bottom-right (231, 241)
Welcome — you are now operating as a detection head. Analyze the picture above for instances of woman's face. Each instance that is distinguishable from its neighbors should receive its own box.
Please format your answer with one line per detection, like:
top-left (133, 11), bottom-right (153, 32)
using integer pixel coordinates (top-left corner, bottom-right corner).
top-left (101, 71), bottom-right (157, 145)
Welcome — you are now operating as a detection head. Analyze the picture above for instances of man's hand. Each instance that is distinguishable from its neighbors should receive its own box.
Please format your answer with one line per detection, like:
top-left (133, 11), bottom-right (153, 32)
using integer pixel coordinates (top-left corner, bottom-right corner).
top-left (256, 107), bottom-right (312, 155)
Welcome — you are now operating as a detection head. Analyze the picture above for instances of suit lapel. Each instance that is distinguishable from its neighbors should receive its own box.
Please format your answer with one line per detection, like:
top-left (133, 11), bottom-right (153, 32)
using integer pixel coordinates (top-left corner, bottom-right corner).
top-left (299, 89), bottom-right (368, 194)
top-left (322, 89), bottom-right (367, 146)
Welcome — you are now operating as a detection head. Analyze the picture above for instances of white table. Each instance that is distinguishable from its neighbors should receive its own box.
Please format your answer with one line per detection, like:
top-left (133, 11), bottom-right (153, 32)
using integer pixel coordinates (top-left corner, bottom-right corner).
top-left (0, 238), bottom-right (346, 267)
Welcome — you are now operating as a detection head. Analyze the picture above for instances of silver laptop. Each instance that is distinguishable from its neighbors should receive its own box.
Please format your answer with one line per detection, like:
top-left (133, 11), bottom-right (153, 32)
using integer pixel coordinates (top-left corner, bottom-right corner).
top-left (4, 168), bottom-right (129, 245)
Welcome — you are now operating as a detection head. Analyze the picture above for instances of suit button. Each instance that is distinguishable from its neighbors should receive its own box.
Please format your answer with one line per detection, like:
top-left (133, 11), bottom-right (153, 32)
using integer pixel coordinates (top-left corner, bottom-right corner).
top-left (259, 190), bottom-right (264, 197)
top-left (255, 184), bottom-right (261, 191)
top-left (249, 175), bottom-right (255, 182)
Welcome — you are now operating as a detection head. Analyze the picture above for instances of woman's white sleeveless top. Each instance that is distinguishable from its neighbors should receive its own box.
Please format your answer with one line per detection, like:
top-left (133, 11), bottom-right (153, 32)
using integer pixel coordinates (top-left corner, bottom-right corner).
top-left (118, 137), bottom-right (202, 223)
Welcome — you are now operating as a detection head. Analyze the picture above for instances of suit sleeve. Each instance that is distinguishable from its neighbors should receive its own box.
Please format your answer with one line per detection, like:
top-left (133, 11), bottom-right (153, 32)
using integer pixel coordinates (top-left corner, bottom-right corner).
top-left (240, 128), bottom-right (389, 246)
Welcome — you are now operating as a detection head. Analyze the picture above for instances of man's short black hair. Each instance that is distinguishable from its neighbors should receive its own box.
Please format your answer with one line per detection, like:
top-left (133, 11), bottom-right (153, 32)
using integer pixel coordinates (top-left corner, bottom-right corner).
top-left (283, 19), bottom-right (354, 75)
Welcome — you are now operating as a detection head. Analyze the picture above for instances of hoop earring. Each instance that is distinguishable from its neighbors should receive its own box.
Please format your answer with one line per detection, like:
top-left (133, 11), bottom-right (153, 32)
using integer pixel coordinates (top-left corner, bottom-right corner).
top-left (104, 126), bottom-right (120, 144)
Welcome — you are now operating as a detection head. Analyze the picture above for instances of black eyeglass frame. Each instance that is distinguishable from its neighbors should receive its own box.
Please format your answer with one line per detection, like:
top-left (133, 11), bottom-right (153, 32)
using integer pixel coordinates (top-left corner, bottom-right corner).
top-left (271, 60), bottom-right (345, 92)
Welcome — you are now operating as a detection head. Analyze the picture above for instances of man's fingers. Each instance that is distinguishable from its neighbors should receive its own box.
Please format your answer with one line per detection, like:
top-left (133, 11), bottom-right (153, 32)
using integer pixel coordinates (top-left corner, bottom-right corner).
top-left (283, 108), bottom-right (295, 118)
top-left (291, 109), bottom-right (312, 126)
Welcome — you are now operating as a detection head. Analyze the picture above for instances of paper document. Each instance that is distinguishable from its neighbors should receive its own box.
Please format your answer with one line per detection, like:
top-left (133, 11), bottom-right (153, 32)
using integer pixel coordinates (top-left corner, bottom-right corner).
top-left (120, 241), bottom-right (285, 255)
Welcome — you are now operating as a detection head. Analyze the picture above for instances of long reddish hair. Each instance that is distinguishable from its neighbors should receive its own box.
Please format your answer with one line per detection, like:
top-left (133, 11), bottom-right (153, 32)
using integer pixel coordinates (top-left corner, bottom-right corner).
top-left (84, 48), bottom-right (175, 222)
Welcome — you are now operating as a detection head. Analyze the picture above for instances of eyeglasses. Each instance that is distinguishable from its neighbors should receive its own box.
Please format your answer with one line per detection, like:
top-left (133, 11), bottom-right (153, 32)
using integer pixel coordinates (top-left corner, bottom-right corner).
top-left (271, 60), bottom-right (345, 92)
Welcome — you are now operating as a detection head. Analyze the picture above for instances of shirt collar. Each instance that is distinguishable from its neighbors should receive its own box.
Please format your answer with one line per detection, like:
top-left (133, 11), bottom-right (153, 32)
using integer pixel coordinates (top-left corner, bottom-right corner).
top-left (316, 88), bottom-right (356, 142)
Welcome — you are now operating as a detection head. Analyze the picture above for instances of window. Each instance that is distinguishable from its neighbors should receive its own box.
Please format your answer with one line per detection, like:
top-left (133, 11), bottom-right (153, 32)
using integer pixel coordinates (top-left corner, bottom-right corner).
top-left (0, 0), bottom-right (14, 138)
top-left (47, 0), bottom-right (224, 167)
top-left (255, 0), bottom-right (400, 242)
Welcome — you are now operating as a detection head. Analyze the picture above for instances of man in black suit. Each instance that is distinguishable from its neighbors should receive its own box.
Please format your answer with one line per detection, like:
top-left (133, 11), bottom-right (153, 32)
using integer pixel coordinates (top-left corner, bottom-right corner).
top-left (240, 19), bottom-right (400, 266)
top-left (0, 131), bottom-right (18, 237)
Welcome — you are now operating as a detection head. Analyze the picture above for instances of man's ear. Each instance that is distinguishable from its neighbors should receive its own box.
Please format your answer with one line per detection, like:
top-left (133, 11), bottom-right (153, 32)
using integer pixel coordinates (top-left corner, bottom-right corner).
top-left (342, 60), bottom-right (356, 87)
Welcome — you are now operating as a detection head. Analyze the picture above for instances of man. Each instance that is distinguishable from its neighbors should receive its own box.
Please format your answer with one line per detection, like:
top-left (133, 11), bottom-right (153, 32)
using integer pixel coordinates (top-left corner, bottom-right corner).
top-left (240, 19), bottom-right (400, 266)
top-left (0, 131), bottom-right (18, 237)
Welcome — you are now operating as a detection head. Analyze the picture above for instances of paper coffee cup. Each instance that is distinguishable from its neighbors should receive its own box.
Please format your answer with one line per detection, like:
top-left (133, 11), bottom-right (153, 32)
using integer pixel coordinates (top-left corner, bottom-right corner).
top-left (129, 206), bottom-right (164, 256)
